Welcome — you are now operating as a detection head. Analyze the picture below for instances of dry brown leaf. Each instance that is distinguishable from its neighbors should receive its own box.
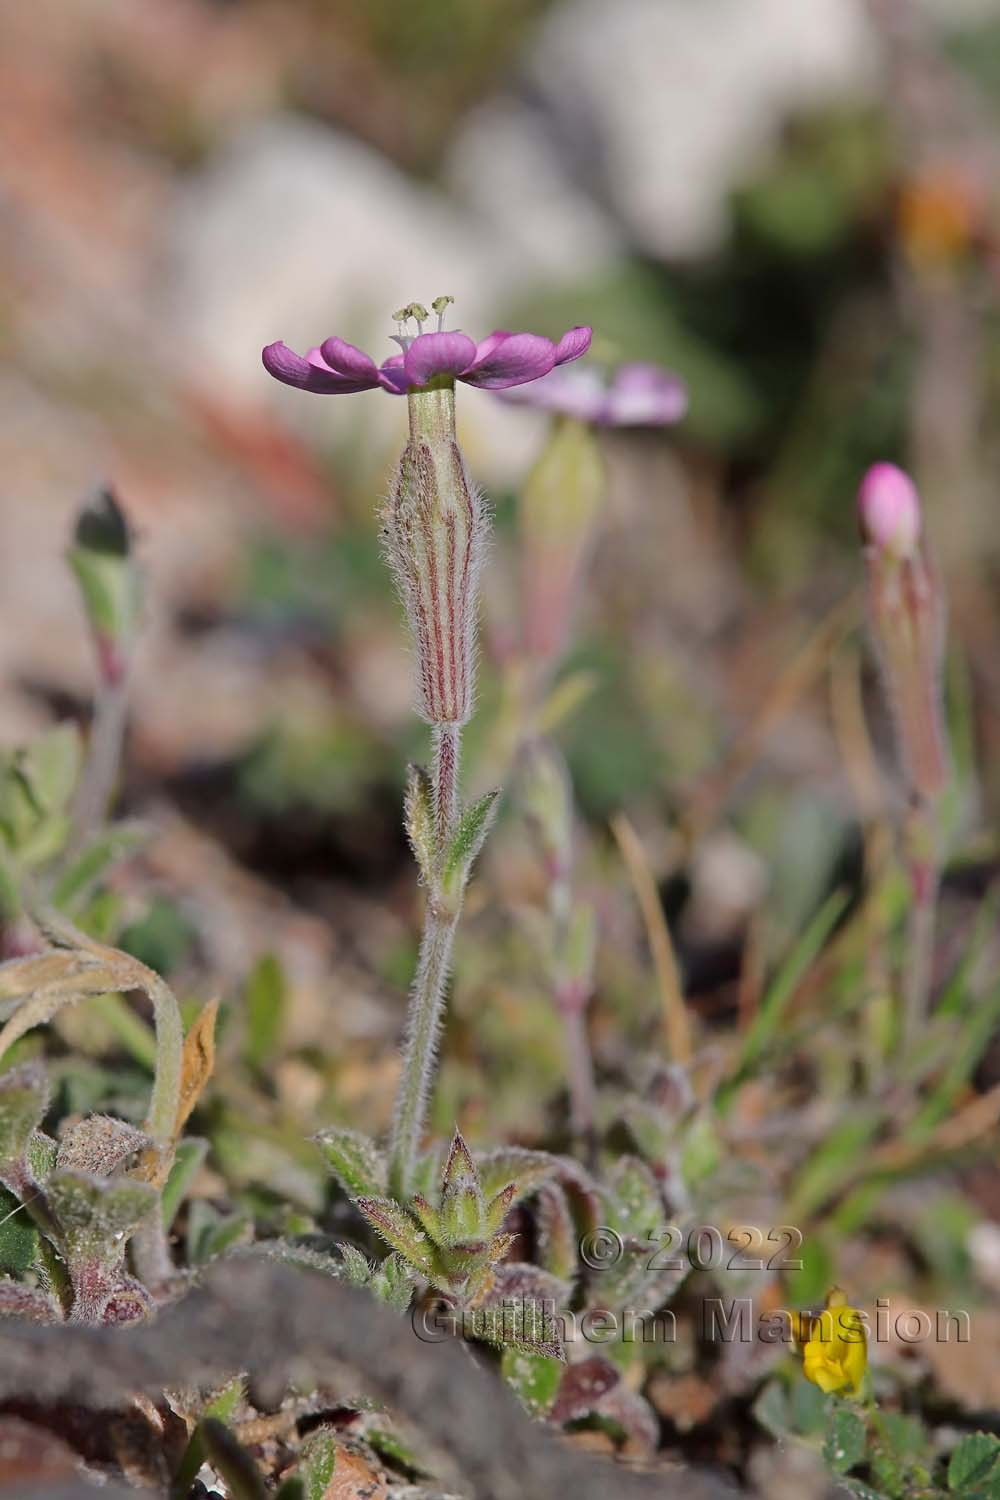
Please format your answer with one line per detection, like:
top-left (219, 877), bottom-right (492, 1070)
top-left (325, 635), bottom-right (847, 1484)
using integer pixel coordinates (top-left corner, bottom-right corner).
top-left (175, 998), bottom-right (218, 1138)
top-left (136, 997), bottom-right (217, 1186)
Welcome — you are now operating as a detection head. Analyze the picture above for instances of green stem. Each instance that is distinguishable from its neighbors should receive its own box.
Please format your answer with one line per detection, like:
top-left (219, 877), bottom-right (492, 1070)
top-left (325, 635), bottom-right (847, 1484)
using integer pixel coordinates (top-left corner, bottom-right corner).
top-left (388, 908), bottom-right (459, 1201)
top-left (69, 674), bottom-right (129, 855)
top-left (902, 799), bottom-right (940, 1052)
top-left (388, 723), bottom-right (463, 1201)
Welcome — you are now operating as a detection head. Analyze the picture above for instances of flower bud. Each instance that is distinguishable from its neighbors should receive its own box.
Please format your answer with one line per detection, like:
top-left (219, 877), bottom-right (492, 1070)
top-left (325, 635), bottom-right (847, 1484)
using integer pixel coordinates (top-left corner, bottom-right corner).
top-left (519, 740), bottom-right (573, 883)
top-left (860, 464), bottom-right (948, 801)
top-left (383, 387), bottom-right (487, 726)
top-left (857, 462), bottom-right (921, 558)
top-left (520, 417), bottom-right (605, 671)
top-left (68, 486), bottom-right (139, 686)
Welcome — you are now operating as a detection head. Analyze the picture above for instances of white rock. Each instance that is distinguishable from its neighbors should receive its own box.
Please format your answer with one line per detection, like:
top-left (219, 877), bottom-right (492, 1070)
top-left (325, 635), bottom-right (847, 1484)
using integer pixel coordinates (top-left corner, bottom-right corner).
top-left (444, 99), bottom-right (623, 278)
top-left (528, 0), bottom-right (875, 257)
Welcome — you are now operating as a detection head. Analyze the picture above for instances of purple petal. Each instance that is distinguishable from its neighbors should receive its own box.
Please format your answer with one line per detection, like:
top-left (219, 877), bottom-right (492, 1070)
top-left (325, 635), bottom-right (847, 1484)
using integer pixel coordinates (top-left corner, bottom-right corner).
top-left (498, 364), bottom-right (606, 420)
top-left (377, 355), bottom-right (411, 395)
top-left (319, 336), bottom-right (380, 383)
top-left (403, 331), bottom-right (477, 387)
top-left (470, 329), bottom-right (513, 365)
top-left (262, 341), bottom-right (370, 394)
top-left (553, 326), bottom-right (593, 366)
top-left (603, 363), bottom-right (688, 426)
top-left (462, 332), bottom-right (558, 390)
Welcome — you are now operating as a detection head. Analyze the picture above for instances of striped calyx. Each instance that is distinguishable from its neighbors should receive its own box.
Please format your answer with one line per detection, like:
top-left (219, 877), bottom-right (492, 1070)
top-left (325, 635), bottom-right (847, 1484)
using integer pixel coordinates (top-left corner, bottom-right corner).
top-left (384, 383), bottom-right (487, 727)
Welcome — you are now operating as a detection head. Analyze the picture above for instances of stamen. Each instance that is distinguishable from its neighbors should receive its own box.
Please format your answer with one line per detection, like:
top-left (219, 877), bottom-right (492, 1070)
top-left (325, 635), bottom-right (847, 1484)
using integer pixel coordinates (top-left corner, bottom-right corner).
top-left (432, 294), bottom-right (455, 332)
top-left (391, 301), bottom-right (431, 352)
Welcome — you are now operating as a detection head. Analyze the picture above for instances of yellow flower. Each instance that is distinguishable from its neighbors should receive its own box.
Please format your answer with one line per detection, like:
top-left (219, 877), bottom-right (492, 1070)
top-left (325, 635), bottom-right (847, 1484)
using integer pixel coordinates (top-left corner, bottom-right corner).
top-left (797, 1286), bottom-right (867, 1399)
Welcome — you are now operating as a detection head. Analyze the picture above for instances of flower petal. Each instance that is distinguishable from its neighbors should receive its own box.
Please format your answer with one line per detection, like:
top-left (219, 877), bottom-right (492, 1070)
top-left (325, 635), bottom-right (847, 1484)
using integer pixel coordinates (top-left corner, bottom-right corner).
top-left (319, 336), bottom-right (380, 384)
top-left (498, 364), bottom-right (606, 420)
top-left (377, 355), bottom-right (411, 394)
top-left (603, 363), bottom-right (688, 426)
top-left (470, 329), bottom-right (513, 366)
top-left (403, 331), bottom-right (478, 388)
top-left (462, 332), bottom-right (558, 390)
top-left (262, 341), bottom-right (369, 394)
top-left (553, 325), bottom-right (593, 366)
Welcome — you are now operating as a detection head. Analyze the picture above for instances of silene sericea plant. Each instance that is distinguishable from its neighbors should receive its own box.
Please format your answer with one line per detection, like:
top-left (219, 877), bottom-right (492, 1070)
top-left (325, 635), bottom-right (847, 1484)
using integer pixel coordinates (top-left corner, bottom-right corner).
top-left (857, 462), bottom-right (950, 1048)
top-left (264, 300), bottom-right (597, 1354)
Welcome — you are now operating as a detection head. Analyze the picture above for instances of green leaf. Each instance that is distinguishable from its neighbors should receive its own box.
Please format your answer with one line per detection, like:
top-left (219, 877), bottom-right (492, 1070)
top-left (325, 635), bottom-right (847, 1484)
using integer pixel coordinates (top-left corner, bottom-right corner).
top-left (949, 1433), bottom-right (1000, 1491)
top-left (438, 1129), bottom-right (485, 1246)
top-left (728, 888), bottom-right (849, 1087)
top-left (186, 1201), bottom-right (253, 1264)
top-left (823, 1404), bottom-right (867, 1474)
top-left (475, 1147), bottom-right (558, 1206)
top-left (203, 1374), bottom-right (247, 1423)
top-left (336, 1245), bottom-right (414, 1310)
top-left (753, 1379), bottom-right (791, 1440)
top-left (501, 1347), bottom-right (563, 1418)
top-left (161, 1137), bottom-right (208, 1231)
top-left (403, 763), bottom-right (436, 881)
top-left (373, 1251), bottom-right (416, 1311)
top-left (56, 1115), bottom-right (149, 1177)
top-left (366, 1424), bottom-right (426, 1478)
top-left (0, 1184), bottom-right (38, 1275)
top-left (23, 725), bottom-right (82, 820)
top-left (354, 1196), bottom-right (433, 1273)
top-left (299, 1427), bottom-right (337, 1500)
top-left (45, 1170), bottom-right (157, 1269)
top-left (244, 954), bottom-right (286, 1073)
top-left (26, 1131), bottom-right (56, 1183)
top-left (52, 823), bottom-right (145, 910)
top-left (534, 1183), bottom-right (577, 1283)
top-left (442, 788), bottom-right (500, 899)
top-left (314, 1127), bottom-right (386, 1199)
top-left (0, 1063), bottom-right (49, 1168)
top-left (789, 1374), bottom-right (829, 1436)
top-left (605, 1155), bottom-right (660, 1239)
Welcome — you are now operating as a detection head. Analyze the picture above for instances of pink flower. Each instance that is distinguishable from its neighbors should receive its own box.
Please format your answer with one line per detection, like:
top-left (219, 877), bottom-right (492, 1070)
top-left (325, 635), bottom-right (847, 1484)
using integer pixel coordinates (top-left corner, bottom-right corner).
top-left (499, 359), bottom-right (687, 427)
top-left (858, 462), bottom-right (922, 558)
top-left (262, 299), bottom-right (591, 397)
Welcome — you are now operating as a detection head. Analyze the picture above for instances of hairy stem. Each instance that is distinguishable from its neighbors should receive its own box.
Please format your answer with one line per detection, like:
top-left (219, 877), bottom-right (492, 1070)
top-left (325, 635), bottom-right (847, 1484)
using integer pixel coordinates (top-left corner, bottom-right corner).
top-left (69, 674), bottom-right (129, 854)
top-left (389, 724), bottom-right (463, 1200)
top-left (549, 855), bottom-right (596, 1145)
top-left (560, 1003), bottom-right (596, 1147)
top-left (903, 799), bottom-right (940, 1051)
top-left (389, 910), bottom-right (458, 1201)
top-left (433, 724), bottom-right (461, 851)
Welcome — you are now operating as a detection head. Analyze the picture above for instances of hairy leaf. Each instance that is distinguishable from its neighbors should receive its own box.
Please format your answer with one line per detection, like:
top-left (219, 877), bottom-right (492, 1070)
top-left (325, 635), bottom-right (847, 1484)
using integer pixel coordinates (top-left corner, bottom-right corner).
top-left (56, 1116), bottom-right (150, 1177)
top-left (442, 789), bottom-right (500, 899)
top-left (403, 763), bottom-right (436, 882)
top-left (315, 1127), bottom-right (387, 1200)
top-left (355, 1197), bottom-right (433, 1273)
top-left (45, 1170), bottom-right (158, 1269)
top-left (476, 1147), bottom-right (558, 1207)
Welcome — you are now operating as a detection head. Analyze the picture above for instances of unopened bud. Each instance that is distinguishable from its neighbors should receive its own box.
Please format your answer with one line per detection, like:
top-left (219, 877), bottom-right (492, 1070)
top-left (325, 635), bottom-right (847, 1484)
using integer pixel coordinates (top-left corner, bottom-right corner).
top-left (520, 417), bottom-right (605, 670)
top-left (519, 740), bottom-right (573, 882)
top-left (860, 465), bottom-right (948, 801)
top-left (858, 463), bottom-right (921, 559)
top-left (383, 388), bottom-right (487, 726)
top-left (68, 486), bottom-right (139, 686)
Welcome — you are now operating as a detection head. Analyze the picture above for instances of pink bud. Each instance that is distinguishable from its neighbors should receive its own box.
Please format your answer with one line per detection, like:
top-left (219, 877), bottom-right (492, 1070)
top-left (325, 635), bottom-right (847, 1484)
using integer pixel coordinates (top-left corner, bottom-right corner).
top-left (857, 463), bottom-right (922, 557)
